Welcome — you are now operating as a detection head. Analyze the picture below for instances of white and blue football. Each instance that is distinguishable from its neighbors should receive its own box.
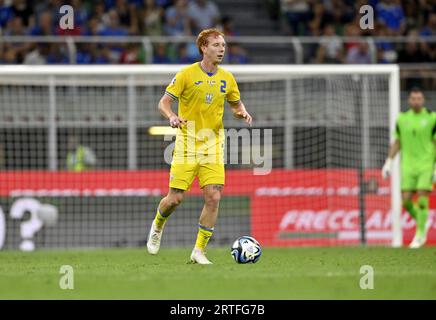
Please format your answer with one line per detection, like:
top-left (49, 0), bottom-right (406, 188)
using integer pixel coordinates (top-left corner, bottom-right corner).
top-left (231, 236), bottom-right (262, 264)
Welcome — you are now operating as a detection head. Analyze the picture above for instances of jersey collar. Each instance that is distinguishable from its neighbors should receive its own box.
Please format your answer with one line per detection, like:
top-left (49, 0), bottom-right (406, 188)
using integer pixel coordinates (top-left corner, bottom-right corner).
top-left (409, 107), bottom-right (427, 114)
top-left (198, 62), bottom-right (218, 77)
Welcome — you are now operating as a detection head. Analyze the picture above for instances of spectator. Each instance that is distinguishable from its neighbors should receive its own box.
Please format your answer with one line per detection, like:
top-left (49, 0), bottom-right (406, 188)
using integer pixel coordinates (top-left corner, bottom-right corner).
top-left (4, 16), bottom-right (26, 36)
top-left (315, 24), bottom-right (344, 63)
top-left (219, 16), bottom-right (237, 37)
top-left (91, 0), bottom-right (107, 31)
top-left (120, 43), bottom-right (141, 63)
top-left (94, 46), bottom-right (111, 64)
top-left (403, 0), bottom-right (419, 32)
top-left (23, 43), bottom-right (49, 64)
top-left (280, 0), bottom-right (312, 36)
top-left (397, 35), bottom-right (431, 64)
top-left (99, 9), bottom-right (128, 36)
top-left (346, 41), bottom-right (372, 64)
top-left (397, 33), bottom-right (431, 89)
top-left (29, 10), bottom-right (54, 35)
top-left (11, 0), bottom-right (34, 27)
top-left (75, 43), bottom-right (94, 64)
top-left (176, 43), bottom-right (196, 64)
top-left (420, 12), bottom-right (436, 37)
top-left (155, 0), bottom-right (172, 9)
top-left (227, 44), bottom-right (248, 64)
top-left (321, 0), bottom-right (354, 36)
top-left (83, 16), bottom-right (102, 36)
top-left (98, 9), bottom-right (129, 62)
top-left (153, 42), bottom-right (172, 63)
top-left (376, 47), bottom-right (390, 64)
top-left (0, 48), bottom-right (18, 64)
top-left (187, 0), bottom-right (220, 34)
top-left (374, 23), bottom-right (396, 63)
top-left (140, 0), bottom-right (164, 36)
top-left (34, 0), bottom-right (62, 24)
top-left (114, 0), bottom-right (138, 34)
top-left (164, 0), bottom-right (192, 36)
top-left (46, 44), bottom-right (69, 64)
top-left (376, 0), bottom-right (406, 35)
top-left (4, 16), bottom-right (29, 62)
top-left (0, 0), bottom-right (13, 30)
top-left (66, 135), bottom-right (97, 172)
top-left (308, 1), bottom-right (326, 36)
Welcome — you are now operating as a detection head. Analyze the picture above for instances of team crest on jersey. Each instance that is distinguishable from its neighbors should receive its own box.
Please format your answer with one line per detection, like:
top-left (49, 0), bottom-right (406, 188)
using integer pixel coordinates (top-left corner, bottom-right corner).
top-left (207, 80), bottom-right (216, 86)
top-left (194, 81), bottom-right (203, 85)
top-left (205, 93), bottom-right (213, 104)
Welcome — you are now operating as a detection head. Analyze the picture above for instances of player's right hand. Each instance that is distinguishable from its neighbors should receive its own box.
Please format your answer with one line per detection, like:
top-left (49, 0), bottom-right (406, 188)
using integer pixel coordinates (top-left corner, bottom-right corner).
top-left (381, 158), bottom-right (392, 179)
top-left (169, 115), bottom-right (186, 128)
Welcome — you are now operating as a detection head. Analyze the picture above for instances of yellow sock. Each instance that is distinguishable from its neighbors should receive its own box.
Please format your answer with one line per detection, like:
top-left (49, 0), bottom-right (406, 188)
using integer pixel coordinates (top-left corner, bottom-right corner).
top-left (195, 224), bottom-right (214, 250)
top-left (153, 209), bottom-right (169, 229)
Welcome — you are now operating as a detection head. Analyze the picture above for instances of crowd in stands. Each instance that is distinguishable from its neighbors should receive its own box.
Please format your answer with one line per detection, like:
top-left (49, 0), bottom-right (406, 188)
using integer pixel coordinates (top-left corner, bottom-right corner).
top-left (279, 0), bottom-right (435, 65)
top-left (0, 0), bottom-right (435, 66)
top-left (0, 0), bottom-right (245, 64)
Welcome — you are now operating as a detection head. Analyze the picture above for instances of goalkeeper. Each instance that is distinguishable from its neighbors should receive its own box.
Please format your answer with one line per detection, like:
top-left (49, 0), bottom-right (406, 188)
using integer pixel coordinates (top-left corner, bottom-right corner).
top-left (382, 87), bottom-right (436, 248)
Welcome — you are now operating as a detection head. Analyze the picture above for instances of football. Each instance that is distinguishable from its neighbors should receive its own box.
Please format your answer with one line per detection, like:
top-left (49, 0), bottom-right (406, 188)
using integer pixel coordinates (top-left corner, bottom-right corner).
top-left (231, 236), bottom-right (262, 264)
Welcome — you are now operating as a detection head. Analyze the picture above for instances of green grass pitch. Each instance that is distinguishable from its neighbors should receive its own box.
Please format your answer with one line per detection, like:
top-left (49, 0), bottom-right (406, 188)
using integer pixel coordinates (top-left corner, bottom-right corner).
top-left (0, 247), bottom-right (435, 299)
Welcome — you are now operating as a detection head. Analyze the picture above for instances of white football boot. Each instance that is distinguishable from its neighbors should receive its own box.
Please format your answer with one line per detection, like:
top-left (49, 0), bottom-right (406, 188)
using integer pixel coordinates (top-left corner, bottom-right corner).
top-left (409, 234), bottom-right (426, 249)
top-left (409, 221), bottom-right (431, 249)
top-left (190, 247), bottom-right (213, 265)
top-left (147, 222), bottom-right (163, 255)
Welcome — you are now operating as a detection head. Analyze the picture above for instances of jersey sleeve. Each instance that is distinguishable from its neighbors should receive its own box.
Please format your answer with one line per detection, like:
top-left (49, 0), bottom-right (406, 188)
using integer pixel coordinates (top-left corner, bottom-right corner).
top-left (432, 113), bottom-right (436, 140)
top-left (394, 116), bottom-right (401, 140)
top-left (165, 71), bottom-right (185, 100)
top-left (226, 73), bottom-right (241, 104)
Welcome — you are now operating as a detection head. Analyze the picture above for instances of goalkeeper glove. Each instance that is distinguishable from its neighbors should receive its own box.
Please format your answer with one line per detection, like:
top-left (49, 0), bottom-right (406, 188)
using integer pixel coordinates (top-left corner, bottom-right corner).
top-left (381, 158), bottom-right (392, 179)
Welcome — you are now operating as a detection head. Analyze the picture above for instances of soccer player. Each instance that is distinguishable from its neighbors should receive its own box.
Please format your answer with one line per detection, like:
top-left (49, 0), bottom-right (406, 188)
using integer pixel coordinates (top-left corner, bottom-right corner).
top-left (382, 87), bottom-right (436, 248)
top-left (146, 28), bottom-right (252, 264)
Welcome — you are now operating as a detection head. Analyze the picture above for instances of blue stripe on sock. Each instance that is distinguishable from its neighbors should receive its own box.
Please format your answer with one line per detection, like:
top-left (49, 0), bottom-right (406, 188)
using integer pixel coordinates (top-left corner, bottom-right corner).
top-left (158, 209), bottom-right (170, 218)
top-left (198, 224), bottom-right (214, 232)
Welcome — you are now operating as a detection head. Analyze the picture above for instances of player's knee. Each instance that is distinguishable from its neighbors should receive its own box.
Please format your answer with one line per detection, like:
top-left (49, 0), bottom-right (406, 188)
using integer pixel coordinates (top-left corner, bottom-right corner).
top-left (403, 199), bottom-right (413, 209)
top-left (168, 193), bottom-right (184, 207)
top-left (204, 191), bottom-right (221, 208)
top-left (417, 196), bottom-right (429, 209)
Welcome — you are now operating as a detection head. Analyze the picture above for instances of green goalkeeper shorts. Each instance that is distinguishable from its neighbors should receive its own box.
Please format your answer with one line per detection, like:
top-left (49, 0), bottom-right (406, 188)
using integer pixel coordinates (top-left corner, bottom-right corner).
top-left (401, 167), bottom-right (434, 191)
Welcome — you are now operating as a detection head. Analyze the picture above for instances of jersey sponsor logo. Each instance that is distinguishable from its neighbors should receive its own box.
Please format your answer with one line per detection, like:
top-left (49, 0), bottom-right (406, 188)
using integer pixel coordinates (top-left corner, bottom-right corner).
top-left (205, 93), bottom-right (213, 104)
top-left (207, 80), bottom-right (216, 86)
top-left (194, 81), bottom-right (203, 85)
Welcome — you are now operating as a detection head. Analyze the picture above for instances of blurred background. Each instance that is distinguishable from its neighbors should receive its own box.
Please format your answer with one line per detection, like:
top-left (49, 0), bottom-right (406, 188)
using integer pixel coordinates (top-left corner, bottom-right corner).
top-left (0, 0), bottom-right (435, 89)
top-left (0, 0), bottom-right (435, 250)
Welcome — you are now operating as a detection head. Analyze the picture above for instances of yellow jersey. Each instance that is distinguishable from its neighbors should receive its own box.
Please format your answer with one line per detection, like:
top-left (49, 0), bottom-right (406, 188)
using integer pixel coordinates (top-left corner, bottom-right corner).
top-left (165, 62), bottom-right (240, 162)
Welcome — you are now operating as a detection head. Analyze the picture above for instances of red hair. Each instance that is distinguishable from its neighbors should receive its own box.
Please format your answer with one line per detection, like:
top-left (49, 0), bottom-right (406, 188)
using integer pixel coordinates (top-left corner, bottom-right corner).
top-left (196, 28), bottom-right (225, 56)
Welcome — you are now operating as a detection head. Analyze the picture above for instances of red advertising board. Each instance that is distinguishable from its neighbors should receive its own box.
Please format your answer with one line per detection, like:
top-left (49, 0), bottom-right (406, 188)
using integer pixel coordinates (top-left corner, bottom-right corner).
top-left (0, 169), bottom-right (435, 246)
top-left (252, 195), bottom-right (436, 246)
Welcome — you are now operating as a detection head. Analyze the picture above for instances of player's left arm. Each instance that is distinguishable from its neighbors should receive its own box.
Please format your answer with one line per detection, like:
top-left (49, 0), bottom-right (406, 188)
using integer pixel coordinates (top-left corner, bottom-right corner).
top-left (229, 100), bottom-right (252, 126)
top-left (226, 73), bottom-right (252, 126)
